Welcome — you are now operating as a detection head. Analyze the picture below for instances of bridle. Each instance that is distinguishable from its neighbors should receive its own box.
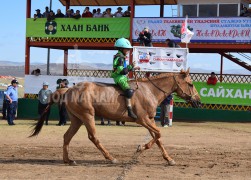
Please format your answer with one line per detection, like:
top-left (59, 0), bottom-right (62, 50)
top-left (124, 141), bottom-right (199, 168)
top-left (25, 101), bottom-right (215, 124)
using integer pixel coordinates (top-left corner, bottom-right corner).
top-left (146, 74), bottom-right (198, 101)
top-left (173, 75), bottom-right (198, 100)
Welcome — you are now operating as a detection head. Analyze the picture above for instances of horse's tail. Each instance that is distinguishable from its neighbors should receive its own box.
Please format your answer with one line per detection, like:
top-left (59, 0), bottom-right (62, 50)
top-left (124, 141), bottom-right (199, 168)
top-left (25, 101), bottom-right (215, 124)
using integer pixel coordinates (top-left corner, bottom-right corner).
top-left (29, 89), bottom-right (68, 137)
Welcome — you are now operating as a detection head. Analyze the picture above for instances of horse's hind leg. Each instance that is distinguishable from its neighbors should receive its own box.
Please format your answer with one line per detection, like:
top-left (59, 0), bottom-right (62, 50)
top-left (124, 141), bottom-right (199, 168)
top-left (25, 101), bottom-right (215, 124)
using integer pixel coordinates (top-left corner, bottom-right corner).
top-left (148, 129), bottom-right (175, 166)
top-left (63, 112), bottom-right (82, 165)
top-left (83, 114), bottom-right (117, 163)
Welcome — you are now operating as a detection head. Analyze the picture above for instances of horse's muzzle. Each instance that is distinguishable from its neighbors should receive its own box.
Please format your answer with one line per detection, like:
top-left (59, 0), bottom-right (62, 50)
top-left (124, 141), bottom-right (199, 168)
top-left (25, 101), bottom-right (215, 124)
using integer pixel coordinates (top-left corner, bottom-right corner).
top-left (189, 100), bottom-right (202, 108)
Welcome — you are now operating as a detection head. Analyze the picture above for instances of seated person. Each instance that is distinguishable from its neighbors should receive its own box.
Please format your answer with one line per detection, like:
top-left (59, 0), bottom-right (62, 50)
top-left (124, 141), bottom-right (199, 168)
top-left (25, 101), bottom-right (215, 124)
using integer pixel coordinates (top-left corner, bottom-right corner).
top-left (82, 7), bottom-right (93, 18)
top-left (47, 10), bottom-right (55, 21)
top-left (31, 68), bottom-right (41, 76)
top-left (207, 72), bottom-right (217, 85)
top-left (73, 10), bottom-right (81, 19)
top-left (55, 9), bottom-right (65, 18)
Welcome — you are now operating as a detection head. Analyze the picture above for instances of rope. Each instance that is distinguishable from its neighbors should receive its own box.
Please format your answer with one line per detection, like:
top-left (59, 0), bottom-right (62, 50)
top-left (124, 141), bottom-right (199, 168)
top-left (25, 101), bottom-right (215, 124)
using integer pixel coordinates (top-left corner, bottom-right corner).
top-left (133, 70), bottom-right (139, 90)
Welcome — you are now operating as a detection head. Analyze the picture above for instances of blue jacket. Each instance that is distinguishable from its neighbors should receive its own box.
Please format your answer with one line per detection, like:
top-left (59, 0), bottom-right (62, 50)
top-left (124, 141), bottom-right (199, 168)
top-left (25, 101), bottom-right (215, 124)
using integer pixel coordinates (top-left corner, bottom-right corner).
top-left (5, 85), bottom-right (18, 102)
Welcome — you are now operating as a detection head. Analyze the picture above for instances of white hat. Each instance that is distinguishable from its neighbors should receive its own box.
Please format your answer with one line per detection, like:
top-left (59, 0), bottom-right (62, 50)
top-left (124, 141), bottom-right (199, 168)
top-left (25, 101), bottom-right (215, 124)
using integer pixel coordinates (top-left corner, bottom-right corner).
top-left (43, 82), bottom-right (49, 86)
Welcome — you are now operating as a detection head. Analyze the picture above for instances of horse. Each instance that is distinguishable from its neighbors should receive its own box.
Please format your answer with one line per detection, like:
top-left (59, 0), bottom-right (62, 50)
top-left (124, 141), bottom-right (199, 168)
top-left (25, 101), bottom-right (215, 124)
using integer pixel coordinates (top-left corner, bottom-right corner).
top-left (30, 69), bottom-right (201, 166)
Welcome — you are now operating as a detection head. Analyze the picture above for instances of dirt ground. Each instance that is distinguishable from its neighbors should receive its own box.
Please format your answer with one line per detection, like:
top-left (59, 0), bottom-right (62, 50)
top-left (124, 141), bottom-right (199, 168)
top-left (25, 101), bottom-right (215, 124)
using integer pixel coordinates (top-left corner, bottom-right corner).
top-left (0, 119), bottom-right (250, 180)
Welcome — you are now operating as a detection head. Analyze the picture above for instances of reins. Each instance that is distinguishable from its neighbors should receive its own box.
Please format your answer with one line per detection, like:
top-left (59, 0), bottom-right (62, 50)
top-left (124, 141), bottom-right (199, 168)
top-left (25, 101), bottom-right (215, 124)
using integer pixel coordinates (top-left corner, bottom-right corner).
top-left (133, 70), bottom-right (139, 90)
top-left (146, 75), bottom-right (169, 95)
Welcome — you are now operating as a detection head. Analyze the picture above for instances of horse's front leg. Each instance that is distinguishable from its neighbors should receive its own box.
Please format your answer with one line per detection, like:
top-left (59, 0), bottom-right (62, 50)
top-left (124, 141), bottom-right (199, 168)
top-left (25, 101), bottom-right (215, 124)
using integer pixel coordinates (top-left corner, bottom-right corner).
top-left (136, 118), bottom-right (161, 151)
top-left (148, 128), bottom-right (175, 166)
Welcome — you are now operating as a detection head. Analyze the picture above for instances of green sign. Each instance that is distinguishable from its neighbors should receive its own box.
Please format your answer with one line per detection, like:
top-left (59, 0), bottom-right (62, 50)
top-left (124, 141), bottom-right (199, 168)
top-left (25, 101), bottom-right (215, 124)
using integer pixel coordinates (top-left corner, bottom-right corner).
top-left (174, 82), bottom-right (251, 106)
top-left (26, 18), bottom-right (130, 38)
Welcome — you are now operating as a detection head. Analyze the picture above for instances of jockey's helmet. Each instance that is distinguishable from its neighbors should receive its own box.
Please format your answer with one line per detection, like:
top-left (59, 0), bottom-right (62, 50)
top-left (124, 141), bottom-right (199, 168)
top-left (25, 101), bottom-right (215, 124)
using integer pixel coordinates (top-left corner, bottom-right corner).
top-left (114, 38), bottom-right (133, 49)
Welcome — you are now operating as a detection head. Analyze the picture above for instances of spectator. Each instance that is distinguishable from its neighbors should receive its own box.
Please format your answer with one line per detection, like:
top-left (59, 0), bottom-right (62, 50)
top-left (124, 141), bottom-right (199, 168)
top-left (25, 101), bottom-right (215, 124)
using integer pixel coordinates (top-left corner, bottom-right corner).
top-left (65, 9), bottom-right (73, 18)
top-left (114, 7), bottom-right (123, 17)
top-left (123, 6), bottom-right (131, 17)
top-left (70, 9), bottom-right (74, 16)
top-left (5, 79), bottom-right (19, 125)
top-left (103, 8), bottom-right (113, 18)
top-left (101, 117), bottom-right (111, 126)
top-left (207, 72), bottom-right (218, 85)
top-left (35, 9), bottom-right (43, 18)
top-left (138, 27), bottom-right (153, 47)
top-left (2, 86), bottom-right (10, 120)
top-left (240, 7), bottom-right (251, 17)
top-left (93, 8), bottom-right (103, 18)
top-left (166, 38), bottom-right (181, 48)
top-left (92, 9), bottom-right (97, 15)
top-left (82, 7), bottom-right (93, 18)
top-left (31, 68), bottom-right (41, 76)
top-left (55, 9), bottom-right (65, 18)
top-left (47, 10), bottom-right (55, 21)
top-left (43, 6), bottom-right (50, 18)
top-left (73, 10), bottom-right (81, 19)
top-left (160, 94), bottom-right (173, 127)
top-left (38, 82), bottom-right (52, 125)
top-left (57, 79), bottom-right (69, 126)
top-left (137, 30), bottom-right (145, 46)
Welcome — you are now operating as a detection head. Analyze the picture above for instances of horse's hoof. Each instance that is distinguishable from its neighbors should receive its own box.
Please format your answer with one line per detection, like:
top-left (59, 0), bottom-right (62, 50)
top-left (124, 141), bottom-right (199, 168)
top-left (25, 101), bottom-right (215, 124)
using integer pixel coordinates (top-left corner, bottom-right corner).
top-left (69, 160), bottom-right (77, 166)
top-left (136, 145), bottom-right (142, 152)
top-left (111, 159), bottom-right (118, 164)
top-left (168, 159), bottom-right (176, 166)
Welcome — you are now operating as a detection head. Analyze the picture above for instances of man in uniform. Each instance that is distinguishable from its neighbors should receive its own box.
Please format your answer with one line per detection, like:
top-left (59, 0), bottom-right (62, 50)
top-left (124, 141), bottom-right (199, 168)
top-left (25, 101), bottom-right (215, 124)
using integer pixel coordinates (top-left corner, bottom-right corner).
top-left (111, 38), bottom-right (139, 119)
top-left (5, 79), bottom-right (19, 125)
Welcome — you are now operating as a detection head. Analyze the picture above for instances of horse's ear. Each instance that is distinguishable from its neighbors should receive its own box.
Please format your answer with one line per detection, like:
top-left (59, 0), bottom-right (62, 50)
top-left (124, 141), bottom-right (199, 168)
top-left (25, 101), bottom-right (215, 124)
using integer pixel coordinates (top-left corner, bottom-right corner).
top-left (186, 68), bottom-right (190, 76)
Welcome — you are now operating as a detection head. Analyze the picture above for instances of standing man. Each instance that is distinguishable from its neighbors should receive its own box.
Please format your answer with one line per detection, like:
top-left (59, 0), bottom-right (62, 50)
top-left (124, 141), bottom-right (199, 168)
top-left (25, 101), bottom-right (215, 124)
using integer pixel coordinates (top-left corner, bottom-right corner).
top-left (166, 38), bottom-right (180, 48)
top-left (38, 82), bottom-right (52, 125)
top-left (160, 94), bottom-right (173, 127)
top-left (5, 79), bottom-right (19, 125)
top-left (57, 79), bottom-right (69, 126)
top-left (138, 27), bottom-right (153, 47)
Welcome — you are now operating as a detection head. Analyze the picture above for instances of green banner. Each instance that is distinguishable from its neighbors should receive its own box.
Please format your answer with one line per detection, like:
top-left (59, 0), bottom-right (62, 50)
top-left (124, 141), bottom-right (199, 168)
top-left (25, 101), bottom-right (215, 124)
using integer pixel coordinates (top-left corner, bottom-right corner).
top-left (26, 18), bottom-right (130, 38)
top-left (174, 82), bottom-right (251, 106)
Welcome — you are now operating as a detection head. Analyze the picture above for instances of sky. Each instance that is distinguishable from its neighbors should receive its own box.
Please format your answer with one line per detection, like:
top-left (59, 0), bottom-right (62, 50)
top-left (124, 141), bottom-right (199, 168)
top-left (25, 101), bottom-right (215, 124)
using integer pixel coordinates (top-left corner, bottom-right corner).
top-left (0, 0), bottom-right (250, 74)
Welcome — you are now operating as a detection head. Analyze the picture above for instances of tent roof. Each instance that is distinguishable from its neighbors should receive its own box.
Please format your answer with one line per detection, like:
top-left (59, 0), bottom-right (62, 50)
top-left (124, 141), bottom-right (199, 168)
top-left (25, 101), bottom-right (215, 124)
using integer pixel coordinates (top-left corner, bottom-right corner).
top-left (59, 0), bottom-right (178, 6)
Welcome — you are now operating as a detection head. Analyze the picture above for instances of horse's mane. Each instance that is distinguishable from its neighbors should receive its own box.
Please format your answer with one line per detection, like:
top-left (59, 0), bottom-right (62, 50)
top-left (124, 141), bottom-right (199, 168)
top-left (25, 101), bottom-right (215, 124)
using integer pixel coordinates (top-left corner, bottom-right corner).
top-left (134, 72), bottom-right (183, 82)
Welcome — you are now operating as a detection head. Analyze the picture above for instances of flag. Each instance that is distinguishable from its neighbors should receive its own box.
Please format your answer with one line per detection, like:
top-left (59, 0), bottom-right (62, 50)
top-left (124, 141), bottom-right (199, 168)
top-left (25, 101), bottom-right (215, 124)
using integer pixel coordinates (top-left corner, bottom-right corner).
top-left (181, 15), bottom-right (194, 43)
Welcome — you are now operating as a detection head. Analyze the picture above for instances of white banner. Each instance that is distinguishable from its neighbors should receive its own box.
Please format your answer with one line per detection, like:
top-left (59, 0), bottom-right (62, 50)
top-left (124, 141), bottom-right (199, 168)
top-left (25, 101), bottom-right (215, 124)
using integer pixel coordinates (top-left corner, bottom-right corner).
top-left (133, 47), bottom-right (188, 72)
top-left (133, 17), bottom-right (251, 43)
top-left (24, 75), bottom-right (114, 94)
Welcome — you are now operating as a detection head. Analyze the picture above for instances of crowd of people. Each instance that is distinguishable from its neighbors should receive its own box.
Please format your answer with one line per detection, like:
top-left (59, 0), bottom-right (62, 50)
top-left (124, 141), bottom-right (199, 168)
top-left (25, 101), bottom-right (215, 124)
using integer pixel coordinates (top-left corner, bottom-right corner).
top-left (34, 6), bottom-right (131, 21)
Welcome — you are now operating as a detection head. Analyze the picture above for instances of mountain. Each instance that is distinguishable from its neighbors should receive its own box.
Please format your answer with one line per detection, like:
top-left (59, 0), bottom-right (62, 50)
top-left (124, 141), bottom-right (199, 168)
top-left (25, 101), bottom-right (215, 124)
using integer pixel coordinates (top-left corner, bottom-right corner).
top-left (0, 61), bottom-right (250, 77)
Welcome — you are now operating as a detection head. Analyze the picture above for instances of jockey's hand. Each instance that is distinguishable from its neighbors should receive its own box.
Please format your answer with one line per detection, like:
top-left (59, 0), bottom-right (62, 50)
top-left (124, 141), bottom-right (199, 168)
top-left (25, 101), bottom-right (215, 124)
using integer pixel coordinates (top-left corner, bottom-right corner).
top-left (134, 66), bottom-right (140, 70)
top-left (132, 61), bottom-right (136, 67)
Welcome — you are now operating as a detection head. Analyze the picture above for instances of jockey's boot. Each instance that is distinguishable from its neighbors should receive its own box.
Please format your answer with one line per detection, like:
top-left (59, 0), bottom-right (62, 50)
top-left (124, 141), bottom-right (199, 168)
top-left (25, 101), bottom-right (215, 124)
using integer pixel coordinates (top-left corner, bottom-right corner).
top-left (126, 98), bottom-right (137, 119)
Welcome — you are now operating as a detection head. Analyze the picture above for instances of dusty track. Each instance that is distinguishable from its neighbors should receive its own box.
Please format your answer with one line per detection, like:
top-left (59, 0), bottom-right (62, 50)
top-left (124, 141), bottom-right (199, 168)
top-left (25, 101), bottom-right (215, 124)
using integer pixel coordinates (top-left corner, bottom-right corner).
top-left (0, 120), bottom-right (250, 180)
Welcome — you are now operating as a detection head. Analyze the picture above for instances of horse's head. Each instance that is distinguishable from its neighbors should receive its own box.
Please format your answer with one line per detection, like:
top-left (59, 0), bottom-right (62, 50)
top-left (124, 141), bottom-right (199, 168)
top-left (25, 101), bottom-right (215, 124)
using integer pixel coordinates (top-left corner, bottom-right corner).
top-left (173, 68), bottom-right (201, 108)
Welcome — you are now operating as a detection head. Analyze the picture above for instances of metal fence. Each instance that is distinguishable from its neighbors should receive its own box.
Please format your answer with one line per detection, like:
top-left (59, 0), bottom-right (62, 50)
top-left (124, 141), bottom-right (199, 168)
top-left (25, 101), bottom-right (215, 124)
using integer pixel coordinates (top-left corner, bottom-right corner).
top-left (66, 69), bottom-right (250, 111)
top-left (67, 69), bottom-right (250, 83)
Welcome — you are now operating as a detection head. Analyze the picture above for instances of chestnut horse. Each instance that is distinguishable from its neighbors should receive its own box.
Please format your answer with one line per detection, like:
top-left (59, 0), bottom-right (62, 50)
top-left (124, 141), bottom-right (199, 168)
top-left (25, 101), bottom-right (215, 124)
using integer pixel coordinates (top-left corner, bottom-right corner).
top-left (30, 69), bottom-right (201, 166)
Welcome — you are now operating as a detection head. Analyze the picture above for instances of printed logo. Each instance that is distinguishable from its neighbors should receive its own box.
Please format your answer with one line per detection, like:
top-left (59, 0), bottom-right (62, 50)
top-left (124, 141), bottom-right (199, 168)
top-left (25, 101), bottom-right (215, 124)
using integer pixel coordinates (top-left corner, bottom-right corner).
top-left (137, 20), bottom-right (146, 25)
top-left (45, 21), bottom-right (57, 35)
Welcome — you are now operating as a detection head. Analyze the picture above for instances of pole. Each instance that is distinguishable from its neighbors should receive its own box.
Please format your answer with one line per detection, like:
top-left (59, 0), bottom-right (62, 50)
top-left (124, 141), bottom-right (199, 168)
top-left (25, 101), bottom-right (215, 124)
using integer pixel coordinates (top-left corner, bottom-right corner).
top-left (129, 0), bottom-right (135, 79)
top-left (46, 0), bottom-right (52, 75)
top-left (25, 0), bottom-right (31, 75)
top-left (64, 49), bottom-right (68, 76)
top-left (220, 54), bottom-right (223, 82)
top-left (160, 0), bottom-right (164, 17)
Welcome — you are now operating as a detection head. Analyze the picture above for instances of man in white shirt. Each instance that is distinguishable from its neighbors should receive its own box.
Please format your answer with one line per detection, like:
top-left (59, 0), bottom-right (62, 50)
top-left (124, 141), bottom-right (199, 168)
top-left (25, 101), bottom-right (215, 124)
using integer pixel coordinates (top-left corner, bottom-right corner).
top-left (93, 8), bottom-right (103, 18)
top-left (114, 7), bottom-right (123, 17)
